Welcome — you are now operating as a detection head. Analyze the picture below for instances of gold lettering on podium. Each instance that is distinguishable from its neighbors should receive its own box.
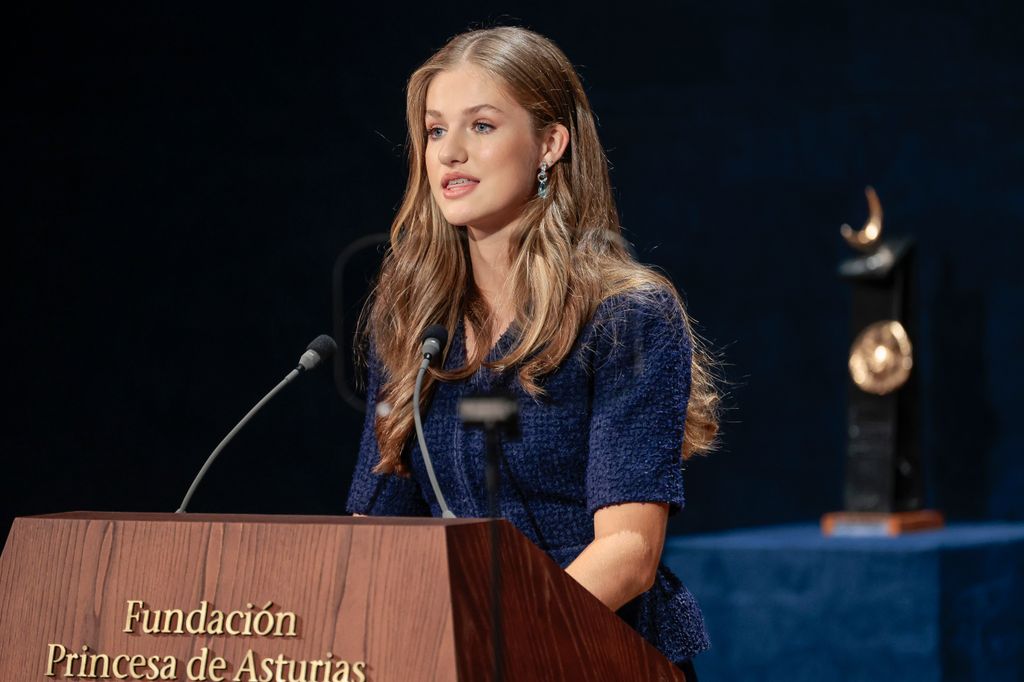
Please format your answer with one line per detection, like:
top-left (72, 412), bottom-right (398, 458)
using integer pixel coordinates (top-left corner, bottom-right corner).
top-left (46, 601), bottom-right (366, 680)
top-left (233, 650), bottom-right (367, 682)
top-left (46, 643), bottom-right (177, 679)
top-left (122, 600), bottom-right (297, 637)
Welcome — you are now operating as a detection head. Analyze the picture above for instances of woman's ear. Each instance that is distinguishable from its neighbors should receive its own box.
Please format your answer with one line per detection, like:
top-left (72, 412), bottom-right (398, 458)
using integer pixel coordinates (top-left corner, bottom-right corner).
top-left (540, 123), bottom-right (570, 166)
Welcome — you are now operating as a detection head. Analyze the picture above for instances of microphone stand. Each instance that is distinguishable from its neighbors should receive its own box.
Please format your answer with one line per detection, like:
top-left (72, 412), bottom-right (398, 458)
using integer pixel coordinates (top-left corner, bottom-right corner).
top-left (177, 369), bottom-right (301, 513)
top-left (458, 392), bottom-right (519, 682)
top-left (176, 335), bottom-right (336, 514)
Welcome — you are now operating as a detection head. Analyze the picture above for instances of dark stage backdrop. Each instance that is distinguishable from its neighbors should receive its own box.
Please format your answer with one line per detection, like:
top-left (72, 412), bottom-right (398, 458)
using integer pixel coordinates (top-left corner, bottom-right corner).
top-left (5, 2), bottom-right (1023, 543)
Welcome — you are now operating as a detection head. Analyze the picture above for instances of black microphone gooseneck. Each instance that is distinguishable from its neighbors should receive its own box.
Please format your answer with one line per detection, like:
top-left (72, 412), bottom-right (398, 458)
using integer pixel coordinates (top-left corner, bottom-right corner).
top-left (175, 334), bottom-right (337, 514)
top-left (414, 324), bottom-right (456, 518)
top-left (459, 392), bottom-right (519, 682)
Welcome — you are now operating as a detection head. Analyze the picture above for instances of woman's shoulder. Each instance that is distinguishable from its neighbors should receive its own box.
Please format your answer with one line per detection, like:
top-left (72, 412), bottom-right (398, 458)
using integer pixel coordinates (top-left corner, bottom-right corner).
top-left (591, 283), bottom-right (687, 330)
top-left (578, 283), bottom-right (690, 363)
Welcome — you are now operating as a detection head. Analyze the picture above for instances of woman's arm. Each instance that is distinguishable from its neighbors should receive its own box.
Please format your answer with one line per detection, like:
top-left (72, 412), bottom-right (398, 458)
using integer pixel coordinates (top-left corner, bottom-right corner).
top-left (564, 501), bottom-right (669, 612)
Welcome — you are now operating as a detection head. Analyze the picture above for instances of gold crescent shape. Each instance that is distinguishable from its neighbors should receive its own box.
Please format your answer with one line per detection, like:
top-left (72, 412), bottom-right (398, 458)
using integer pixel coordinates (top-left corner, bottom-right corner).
top-left (848, 320), bottom-right (913, 395)
top-left (840, 186), bottom-right (883, 252)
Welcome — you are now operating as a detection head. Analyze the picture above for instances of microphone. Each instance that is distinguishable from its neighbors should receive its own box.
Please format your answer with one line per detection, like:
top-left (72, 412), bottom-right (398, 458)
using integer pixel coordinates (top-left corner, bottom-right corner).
top-left (420, 324), bottom-right (448, 361)
top-left (175, 334), bottom-right (337, 513)
top-left (414, 324), bottom-right (456, 518)
top-left (299, 334), bottom-right (338, 371)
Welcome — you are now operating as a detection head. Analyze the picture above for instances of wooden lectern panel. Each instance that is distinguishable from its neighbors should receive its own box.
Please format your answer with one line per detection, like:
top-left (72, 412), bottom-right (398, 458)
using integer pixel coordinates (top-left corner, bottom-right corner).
top-left (0, 513), bottom-right (684, 681)
top-left (445, 520), bottom-right (684, 680)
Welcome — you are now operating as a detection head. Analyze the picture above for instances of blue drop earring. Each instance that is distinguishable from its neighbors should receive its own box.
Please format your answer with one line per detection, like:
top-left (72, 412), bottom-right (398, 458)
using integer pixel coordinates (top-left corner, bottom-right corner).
top-left (537, 162), bottom-right (549, 198)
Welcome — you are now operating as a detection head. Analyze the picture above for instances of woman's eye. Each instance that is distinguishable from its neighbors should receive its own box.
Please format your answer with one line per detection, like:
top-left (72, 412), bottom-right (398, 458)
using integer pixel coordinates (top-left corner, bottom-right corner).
top-left (426, 126), bottom-right (445, 140)
top-left (473, 121), bottom-right (494, 133)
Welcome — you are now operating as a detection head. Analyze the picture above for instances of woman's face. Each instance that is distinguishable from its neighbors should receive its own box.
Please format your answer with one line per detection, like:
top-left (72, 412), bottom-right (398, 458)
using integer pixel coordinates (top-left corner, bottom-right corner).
top-left (424, 63), bottom-right (541, 234)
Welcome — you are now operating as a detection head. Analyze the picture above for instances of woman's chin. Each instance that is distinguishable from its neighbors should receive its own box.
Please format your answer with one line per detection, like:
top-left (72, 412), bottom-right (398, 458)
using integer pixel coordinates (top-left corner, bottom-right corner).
top-left (458, 212), bottom-right (525, 236)
top-left (444, 211), bottom-right (493, 231)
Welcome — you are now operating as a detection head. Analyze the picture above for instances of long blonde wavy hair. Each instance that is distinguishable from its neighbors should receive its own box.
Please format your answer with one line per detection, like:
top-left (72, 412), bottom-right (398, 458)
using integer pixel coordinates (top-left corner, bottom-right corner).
top-left (361, 27), bottom-right (719, 474)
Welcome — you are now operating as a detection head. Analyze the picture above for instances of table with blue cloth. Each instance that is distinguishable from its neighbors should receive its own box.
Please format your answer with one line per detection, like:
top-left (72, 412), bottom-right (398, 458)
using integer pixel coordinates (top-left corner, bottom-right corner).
top-left (662, 522), bottom-right (1024, 682)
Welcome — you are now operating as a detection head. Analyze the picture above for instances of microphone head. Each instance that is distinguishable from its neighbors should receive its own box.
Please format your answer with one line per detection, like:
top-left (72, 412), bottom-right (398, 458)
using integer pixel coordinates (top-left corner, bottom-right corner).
top-left (421, 324), bottom-right (449, 349)
top-left (298, 334), bottom-right (338, 371)
top-left (307, 334), bottom-right (338, 361)
top-left (420, 324), bottom-right (449, 362)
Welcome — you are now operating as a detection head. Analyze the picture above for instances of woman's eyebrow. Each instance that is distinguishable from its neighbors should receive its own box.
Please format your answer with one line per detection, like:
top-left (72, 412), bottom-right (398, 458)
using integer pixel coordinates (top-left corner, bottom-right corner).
top-left (425, 103), bottom-right (505, 118)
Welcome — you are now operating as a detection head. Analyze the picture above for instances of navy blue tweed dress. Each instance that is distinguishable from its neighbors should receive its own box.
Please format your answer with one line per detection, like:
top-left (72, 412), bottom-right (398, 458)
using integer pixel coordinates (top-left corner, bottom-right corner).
top-left (345, 288), bottom-right (710, 664)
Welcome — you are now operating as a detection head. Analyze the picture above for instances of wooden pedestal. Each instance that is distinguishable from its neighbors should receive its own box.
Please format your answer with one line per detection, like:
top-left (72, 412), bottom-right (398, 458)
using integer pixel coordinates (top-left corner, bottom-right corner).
top-left (0, 512), bottom-right (685, 681)
top-left (821, 509), bottom-right (945, 537)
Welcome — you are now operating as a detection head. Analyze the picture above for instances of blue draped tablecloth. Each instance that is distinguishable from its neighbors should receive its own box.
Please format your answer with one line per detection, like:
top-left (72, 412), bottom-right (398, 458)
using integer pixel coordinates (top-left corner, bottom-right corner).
top-left (662, 522), bottom-right (1024, 682)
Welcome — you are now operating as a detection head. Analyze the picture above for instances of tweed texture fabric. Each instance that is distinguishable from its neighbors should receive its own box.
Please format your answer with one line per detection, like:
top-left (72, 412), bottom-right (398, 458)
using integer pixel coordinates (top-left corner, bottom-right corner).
top-left (346, 288), bottom-right (710, 663)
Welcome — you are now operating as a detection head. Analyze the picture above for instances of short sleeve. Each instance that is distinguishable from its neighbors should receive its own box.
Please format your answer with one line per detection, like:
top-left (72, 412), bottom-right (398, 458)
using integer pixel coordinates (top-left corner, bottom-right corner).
top-left (586, 288), bottom-right (691, 516)
top-left (345, 343), bottom-right (431, 516)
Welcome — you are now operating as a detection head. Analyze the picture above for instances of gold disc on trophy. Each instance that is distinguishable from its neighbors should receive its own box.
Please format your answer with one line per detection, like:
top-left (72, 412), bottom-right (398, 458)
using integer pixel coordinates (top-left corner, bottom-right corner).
top-left (848, 320), bottom-right (913, 395)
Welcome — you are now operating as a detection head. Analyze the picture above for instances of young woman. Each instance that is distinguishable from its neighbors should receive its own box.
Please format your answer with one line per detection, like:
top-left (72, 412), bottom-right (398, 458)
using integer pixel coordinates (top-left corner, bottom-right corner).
top-left (346, 26), bottom-right (719, 674)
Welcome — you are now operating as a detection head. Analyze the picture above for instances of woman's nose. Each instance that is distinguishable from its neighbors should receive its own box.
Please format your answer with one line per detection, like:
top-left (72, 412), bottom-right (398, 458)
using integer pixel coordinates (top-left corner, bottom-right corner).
top-left (438, 131), bottom-right (468, 166)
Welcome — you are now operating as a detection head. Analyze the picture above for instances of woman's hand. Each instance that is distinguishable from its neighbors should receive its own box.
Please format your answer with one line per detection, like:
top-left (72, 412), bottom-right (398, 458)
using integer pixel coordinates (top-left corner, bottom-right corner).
top-left (564, 502), bottom-right (669, 612)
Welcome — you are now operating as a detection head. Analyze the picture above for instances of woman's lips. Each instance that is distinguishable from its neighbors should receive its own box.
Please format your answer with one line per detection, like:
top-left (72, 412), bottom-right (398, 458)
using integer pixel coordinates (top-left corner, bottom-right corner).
top-left (442, 179), bottom-right (479, 198)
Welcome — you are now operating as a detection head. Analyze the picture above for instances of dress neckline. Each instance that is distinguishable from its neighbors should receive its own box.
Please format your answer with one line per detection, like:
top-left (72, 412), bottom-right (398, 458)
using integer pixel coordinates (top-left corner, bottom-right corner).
top-left (450, 317), bottom-right (518, 369)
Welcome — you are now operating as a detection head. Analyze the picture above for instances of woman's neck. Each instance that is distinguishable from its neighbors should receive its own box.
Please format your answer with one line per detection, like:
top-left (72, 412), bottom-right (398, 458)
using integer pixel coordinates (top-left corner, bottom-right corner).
top-left (465, 222), bottom-right (516, 355)
top-left (465, 222), bottom-right (513, 313)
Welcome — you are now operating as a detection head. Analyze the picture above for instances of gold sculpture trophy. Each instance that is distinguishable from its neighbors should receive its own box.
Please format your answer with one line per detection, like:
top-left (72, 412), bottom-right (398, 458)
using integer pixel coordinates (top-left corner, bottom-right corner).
top-left (821, 187), bottom-right (943, 536)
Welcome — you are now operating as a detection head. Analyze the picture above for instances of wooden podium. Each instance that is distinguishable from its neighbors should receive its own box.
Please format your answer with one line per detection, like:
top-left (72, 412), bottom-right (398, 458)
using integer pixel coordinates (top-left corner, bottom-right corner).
top-left (0, 512), bottom-right (685, 681)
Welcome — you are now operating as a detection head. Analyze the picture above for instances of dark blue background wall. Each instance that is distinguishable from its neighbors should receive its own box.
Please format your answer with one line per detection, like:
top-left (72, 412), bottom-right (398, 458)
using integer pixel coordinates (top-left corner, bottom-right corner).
top-left (5, 2), bottom-right (1022, 541)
